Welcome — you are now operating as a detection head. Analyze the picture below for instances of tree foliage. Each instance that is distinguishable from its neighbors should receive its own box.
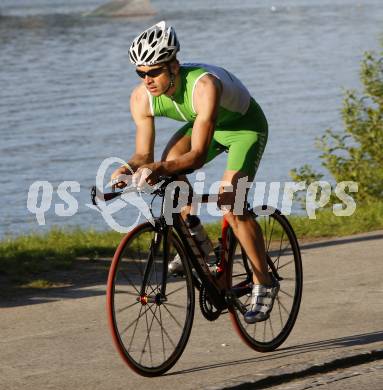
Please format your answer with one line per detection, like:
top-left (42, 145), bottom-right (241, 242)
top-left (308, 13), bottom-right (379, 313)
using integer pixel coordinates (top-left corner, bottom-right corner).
top-left (290, 44), bottom-right (383, 203)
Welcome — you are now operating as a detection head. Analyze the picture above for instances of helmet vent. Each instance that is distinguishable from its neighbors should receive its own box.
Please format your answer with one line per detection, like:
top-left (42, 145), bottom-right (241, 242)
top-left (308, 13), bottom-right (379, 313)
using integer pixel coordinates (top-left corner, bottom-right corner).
top-left (148, 31), bottom-right (155, 44)
top-left (141, 49), bottom-right (148, 59)
top-left (130, 51), bottom-right (137, 62)
top-left (156, 53), bottom-right (168, 62)
top-left (146, 51), bottom-right (155, 62)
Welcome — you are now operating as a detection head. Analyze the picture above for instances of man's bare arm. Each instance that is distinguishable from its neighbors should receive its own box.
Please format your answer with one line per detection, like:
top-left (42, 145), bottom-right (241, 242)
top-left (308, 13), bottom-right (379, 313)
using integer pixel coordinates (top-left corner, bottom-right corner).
top-left (126, 84), bottom-right (155, 172)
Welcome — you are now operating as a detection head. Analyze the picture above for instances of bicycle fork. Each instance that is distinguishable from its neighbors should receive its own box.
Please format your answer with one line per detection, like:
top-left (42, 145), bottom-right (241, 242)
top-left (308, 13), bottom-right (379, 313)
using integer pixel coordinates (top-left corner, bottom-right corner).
top-left (137, 228), bottom-right (169, 305)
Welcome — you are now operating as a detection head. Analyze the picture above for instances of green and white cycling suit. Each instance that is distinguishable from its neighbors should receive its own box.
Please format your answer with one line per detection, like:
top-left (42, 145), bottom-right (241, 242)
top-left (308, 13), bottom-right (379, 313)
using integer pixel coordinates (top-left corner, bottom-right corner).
top-left (147, 63), bottom-right (268, 178)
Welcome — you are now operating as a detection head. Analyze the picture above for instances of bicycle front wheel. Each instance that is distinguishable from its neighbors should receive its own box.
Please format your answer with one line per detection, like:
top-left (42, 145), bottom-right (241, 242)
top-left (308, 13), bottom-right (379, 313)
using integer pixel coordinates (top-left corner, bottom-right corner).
top-left (106, 223), bottom-right (195, 376)
top-left (228, 209), bottom-right (303, 352)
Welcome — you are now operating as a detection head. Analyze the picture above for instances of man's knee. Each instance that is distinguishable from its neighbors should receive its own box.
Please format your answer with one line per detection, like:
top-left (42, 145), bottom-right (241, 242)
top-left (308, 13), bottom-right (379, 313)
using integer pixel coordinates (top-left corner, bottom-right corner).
top-left (222, 210), bottom-right (248, 230)
top-left (217, 191), bottom-right (247, 216)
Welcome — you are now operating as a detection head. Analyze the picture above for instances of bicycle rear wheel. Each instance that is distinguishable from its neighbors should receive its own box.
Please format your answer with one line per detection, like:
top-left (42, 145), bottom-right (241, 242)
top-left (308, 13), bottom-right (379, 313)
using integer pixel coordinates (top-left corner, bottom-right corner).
top-left (228, 209), bottom-right (303, 352)
top-left (106, 222), bottom-right (195, 376)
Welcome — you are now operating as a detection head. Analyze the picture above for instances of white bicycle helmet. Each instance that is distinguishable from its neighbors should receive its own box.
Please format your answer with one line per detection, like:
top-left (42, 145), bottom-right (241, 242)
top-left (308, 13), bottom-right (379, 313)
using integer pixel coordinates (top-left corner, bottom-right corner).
top-left (129, 21), bottom-right (180, 66)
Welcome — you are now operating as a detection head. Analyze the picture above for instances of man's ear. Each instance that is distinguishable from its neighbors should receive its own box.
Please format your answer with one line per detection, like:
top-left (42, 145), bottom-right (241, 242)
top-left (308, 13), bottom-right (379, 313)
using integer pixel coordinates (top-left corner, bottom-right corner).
top-left (170, 59), bottom-right (180, 74)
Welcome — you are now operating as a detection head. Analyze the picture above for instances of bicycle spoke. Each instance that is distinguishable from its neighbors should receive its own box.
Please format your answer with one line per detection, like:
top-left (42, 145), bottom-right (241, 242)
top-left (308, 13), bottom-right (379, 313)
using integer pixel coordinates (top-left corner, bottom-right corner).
top-left (166, 284), bottom-right (186, 297)
top-left (140, 305), bottom-right (157, 366)
top-left (233, 272), bottom-right (249, 278)
top-left (268, 318), bottom-right (275, 340)
top-left (273, 242), bottom-right (290, 268)
top-left (276, 238), bottom-right (286, 265)
top-left (132, 239), bottom-right (145, 278)
top-left (267, 217), bottom-right (276, 252)
top-left (139, 306), bottom-right (150, 364)
top-left (121, 270), bottom-right (140, 295)
top-left (148, 238), bottom-right (160, 292)
top-left (276, 296), bottom-right (290, 315)
top-left (127, 304), bottom-right (145, 352)
top-left (116, 300), bottom-right (139, 314)
top-left (123, 303), bottom-right (150, 338)
top-left (146, 262), bottom-right (157, 296)
top-left (146, 283), bottom-right (158, 296)
top-left (163, 301), bottom-right (186, 309)
top-left (277, 297), bottom-right (284, 328)
top-left (114, 289), bottom-right (140, 296)
top-left (279, 288), bottom-right (293, 298)
top-left (276, 259), bottom-right (294, 270)
top-left (263, 320), bottom-right (266, 342)
top-left (158, 306), bottom-right (166, 362)
top-left (241, 294), bottom-right (251, 309)
top-left (153, 252), bottom-right (160, 292)
top-left (162, 303), bottom-right (184, 329)
top-left (147, 304), bottom-right (177, 348)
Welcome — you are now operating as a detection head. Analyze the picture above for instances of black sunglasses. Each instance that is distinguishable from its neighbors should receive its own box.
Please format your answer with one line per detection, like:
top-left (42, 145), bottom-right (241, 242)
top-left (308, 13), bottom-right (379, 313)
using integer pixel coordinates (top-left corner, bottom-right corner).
top-left (136, 67), bottom-right (166, 79)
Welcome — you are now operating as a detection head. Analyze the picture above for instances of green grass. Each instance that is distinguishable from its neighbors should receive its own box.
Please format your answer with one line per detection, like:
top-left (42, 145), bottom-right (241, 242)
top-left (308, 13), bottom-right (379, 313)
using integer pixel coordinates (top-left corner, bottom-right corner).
top-left (205, 201), bottom-right (383, 241)
top-left (0, 201), bottom-right (382, 284)
top-left (0, 228), bottom-right (123, 283)
top-left (20, 279), bottom-right (60, 289)
top-left (288, 201), bottom-right (383, 239)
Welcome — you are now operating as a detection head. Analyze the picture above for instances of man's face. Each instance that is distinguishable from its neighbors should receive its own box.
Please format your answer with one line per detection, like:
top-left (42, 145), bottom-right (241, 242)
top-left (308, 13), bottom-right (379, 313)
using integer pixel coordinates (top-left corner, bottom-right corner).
top-left (136, 64), bottom-right (170, 96)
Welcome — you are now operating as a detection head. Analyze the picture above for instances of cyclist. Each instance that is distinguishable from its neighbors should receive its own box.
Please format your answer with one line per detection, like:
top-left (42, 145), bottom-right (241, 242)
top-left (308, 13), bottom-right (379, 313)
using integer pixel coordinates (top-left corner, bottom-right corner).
top-left (111, 21), bottom-right (279, 323)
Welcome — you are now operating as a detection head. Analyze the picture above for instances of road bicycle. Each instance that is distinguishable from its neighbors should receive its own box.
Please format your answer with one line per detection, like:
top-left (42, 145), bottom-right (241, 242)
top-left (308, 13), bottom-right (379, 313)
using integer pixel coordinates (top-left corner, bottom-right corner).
top-left (90, 174), bottom-right (303, 377)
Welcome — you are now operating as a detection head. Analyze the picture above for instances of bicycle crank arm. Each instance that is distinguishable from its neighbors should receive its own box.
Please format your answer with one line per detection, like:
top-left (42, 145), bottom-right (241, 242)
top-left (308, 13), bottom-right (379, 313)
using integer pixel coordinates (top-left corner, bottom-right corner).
top-left (225, 290), bottom-right (248, 315)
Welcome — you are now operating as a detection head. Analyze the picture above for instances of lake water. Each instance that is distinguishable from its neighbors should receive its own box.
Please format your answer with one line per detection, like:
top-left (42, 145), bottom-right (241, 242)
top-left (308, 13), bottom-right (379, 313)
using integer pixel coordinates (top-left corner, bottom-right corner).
top-left (1, 0), bottom-right (382, 237)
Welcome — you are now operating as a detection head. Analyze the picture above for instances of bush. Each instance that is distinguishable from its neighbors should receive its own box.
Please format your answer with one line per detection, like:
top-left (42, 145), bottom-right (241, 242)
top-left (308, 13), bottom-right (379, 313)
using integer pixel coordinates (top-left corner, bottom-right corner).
top-left (290, 43), bottom-right (383, 204)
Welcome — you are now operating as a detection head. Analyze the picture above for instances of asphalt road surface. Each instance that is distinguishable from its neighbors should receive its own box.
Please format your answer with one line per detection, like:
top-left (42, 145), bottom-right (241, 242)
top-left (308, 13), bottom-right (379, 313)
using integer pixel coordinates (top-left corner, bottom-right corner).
top-left (1, 230), bottom-right (382, 390)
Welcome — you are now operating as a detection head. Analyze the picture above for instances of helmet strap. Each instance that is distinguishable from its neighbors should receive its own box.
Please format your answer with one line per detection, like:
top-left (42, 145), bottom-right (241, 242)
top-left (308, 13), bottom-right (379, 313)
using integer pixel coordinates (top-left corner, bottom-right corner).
top-left (169, 73), bottom-right (175, 87)
top-left (163, 63), bottom-right (175, 95)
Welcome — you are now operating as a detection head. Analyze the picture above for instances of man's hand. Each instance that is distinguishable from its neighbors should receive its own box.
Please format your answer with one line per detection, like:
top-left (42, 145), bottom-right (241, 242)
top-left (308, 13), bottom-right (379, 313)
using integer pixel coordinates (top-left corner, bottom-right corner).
top-left (110, 166), bottom-right (132, 190)
top-left (133, 162), bottom-right (162, 190)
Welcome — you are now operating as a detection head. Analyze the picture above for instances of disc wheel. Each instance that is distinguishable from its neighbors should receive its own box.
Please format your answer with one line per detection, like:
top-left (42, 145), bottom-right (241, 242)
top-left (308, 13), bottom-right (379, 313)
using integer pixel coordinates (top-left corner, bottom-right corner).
top-left (107, 223), bottom-right (195, 376)
top-left (228, 209), bottom-right (303, 352)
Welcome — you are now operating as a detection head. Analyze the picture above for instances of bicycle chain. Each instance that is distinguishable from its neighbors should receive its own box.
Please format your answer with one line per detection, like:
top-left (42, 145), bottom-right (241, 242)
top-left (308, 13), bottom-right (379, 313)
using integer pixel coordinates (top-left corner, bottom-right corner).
top-left (199, 285), bottom-right (222, 321)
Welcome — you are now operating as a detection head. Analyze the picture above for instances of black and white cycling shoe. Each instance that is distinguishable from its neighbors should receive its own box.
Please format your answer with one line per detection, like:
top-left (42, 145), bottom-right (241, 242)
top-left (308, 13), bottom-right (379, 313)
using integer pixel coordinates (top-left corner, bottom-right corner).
top-left (168, 254), bottom-right (184, 275)
top-left (243, 276), bottom-right (280, 323)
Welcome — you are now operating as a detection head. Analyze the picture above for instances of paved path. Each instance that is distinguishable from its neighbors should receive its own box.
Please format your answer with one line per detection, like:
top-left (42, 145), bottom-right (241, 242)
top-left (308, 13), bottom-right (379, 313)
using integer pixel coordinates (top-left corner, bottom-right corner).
top-left (271, 360), bottom-right (383, 390)
top-left (1, 230), bottom-right (382, 390)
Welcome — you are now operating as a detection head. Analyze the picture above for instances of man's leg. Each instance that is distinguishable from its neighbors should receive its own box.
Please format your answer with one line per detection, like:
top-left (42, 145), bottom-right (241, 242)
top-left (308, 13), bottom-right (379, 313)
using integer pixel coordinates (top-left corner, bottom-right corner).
top-left (218, 170), bottom-right (271, 286)
top-left (161, 127), bottom-right (193, 217)
top-left (218, 170), bottom-right (279, 324)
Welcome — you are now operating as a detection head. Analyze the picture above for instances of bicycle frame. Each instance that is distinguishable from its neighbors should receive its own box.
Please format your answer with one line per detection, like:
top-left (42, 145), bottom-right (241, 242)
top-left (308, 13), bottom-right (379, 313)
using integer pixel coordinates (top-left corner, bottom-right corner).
top-left (172, 212), bottom-right (228, 310)
top-left (155, 189), bottom-right (253, 312)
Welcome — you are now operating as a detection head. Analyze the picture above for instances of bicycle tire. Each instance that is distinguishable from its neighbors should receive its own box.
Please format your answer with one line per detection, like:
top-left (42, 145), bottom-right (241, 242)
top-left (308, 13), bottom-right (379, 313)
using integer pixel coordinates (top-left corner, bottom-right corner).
top-left (227, 209), bottom-right (303, 352)
top-left (106, 222), bottom-right (195, 376)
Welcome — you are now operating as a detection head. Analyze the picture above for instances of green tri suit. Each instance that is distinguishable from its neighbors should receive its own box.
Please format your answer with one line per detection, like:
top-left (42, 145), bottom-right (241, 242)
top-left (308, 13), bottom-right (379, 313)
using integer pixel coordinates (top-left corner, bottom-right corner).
top-left (147, 63), bottom-right (268, 178)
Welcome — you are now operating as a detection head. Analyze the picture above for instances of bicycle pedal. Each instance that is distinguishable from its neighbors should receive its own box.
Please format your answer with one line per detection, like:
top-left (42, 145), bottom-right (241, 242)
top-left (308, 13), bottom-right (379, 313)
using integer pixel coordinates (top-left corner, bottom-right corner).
top-left (225, 291), bottom-right (248, 315)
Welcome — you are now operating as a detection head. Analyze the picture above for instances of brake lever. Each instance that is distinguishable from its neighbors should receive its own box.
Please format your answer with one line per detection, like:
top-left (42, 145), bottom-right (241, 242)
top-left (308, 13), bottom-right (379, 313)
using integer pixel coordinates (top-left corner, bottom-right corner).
top-left (90, 186), bottom-right (123, 207)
